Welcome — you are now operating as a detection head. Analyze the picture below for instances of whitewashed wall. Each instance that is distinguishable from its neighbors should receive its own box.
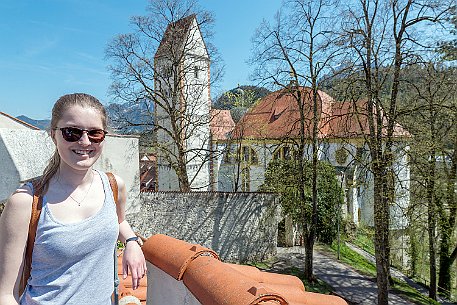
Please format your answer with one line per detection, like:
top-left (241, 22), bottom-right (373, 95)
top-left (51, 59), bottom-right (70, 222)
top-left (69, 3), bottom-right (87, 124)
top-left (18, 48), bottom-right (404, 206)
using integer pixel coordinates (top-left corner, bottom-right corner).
top-left (155, 17), bottom-right (211, 191)
top-left (216, 139), bottom-right (410, 228)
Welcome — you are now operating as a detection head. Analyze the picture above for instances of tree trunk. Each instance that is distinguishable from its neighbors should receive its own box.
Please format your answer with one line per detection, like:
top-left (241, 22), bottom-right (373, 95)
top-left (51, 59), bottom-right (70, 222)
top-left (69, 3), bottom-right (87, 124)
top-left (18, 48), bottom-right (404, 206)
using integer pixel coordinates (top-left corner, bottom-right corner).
top-left (304, 230), bottom-right (315, 280)
top-left (438, 230), bottom-right (452, 297)
top-left (427, 156), bottom-right (437, 300)
top-left (438, 132), bottom-right (457, 297)
top-left (176, 150), bottom-right (191, 192)
top-left (373, 169), bottom-right (390, 305)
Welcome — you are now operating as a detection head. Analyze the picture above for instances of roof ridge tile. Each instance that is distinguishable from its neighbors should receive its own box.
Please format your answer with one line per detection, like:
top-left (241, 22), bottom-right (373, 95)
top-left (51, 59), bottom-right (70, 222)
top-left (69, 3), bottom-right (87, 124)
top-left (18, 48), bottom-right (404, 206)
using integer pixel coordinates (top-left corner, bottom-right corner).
top-left (142, 234), bottom-right (348, 305)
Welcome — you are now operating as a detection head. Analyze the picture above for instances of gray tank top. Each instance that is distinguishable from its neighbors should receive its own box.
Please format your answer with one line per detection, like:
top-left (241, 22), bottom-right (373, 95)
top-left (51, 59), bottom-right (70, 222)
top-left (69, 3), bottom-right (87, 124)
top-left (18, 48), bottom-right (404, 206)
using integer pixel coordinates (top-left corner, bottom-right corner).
top-left (21, 171), bottom-right (119, 305)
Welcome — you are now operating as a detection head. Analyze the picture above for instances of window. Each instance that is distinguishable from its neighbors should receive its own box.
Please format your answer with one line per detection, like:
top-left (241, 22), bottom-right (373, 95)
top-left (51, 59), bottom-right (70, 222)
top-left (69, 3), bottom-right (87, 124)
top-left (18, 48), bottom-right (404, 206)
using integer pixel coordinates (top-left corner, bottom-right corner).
top-left (224, 145), bottom-right (258, 165)
top-left (273, 145), bottom-right (297, 161)
top-left (241, 146), bottom-right (258, 165)
top-left (241, 167), bottom-right (250, 192)
top-left (194, 66), bottom-right (199, 79)
top-left (224, 147), bottom-right (232, 163)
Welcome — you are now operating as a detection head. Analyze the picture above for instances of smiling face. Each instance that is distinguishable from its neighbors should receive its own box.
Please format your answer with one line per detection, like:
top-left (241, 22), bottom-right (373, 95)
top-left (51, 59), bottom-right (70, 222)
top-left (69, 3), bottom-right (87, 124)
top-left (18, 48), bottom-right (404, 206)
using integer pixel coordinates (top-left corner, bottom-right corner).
top-left (52, 105), bottom-right (105, 172)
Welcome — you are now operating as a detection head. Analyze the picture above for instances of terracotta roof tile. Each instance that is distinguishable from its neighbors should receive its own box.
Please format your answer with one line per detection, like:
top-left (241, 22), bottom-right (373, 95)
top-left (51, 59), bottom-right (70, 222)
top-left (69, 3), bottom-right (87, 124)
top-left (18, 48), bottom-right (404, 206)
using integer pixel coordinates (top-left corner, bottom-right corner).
top-left (183, 255), bottom-right (288, 305)
top-left (210, 109), bottom-right (236, 141)
top-left (233, 87), bottom-right (409, 140)
top-left (142, 234), bottom-right (219, 280)
top-left (227, 264), bottom-right (305, 290)
top-left (155, 14), bottom-right (197, 59)
top-left (142, 234), bottom-right (348, 305)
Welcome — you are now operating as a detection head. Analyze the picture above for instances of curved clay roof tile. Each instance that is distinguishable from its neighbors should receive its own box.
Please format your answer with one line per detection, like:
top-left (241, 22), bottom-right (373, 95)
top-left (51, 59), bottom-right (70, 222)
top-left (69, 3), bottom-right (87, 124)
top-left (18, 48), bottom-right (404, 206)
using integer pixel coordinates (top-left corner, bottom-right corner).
top-left (142, 234), bottom-right (348, 305)
top-left (142, 234), bottom-right (219, 280)
top-left (183, 255), bottom-right (288, 305)
top-left (228, 264), bottom-right (305, 291)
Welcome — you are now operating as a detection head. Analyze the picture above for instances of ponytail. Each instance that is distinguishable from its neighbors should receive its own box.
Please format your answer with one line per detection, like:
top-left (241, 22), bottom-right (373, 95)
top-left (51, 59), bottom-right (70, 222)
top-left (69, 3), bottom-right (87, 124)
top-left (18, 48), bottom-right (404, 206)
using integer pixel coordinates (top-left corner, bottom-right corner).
top-left (35, 150), bottom-right (60, 196)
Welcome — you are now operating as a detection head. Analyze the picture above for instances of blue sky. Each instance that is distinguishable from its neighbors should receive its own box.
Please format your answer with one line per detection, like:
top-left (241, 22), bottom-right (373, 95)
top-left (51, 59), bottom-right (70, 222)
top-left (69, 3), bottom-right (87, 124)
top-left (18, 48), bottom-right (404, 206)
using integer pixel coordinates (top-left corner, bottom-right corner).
top-left (0, 0), bottom-right (281, 119)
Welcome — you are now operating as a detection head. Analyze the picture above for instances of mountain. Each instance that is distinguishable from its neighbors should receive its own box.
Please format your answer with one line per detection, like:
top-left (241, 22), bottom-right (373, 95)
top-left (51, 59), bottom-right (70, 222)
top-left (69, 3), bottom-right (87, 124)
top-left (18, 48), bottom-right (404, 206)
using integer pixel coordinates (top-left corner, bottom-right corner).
top-left (16, 116), bottom-right (50, 130)
top-left (15, 100), bottom-right (153, 134)
top-left (105, 100), bottom-right (154, 134)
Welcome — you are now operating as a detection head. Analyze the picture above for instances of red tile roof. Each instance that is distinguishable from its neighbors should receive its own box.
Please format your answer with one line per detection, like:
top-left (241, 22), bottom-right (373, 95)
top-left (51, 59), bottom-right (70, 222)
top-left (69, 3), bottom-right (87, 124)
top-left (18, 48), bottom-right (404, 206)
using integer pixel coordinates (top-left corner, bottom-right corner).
top-left (210, 109), bottom-right (236, 141)
top-left (155, 14), bottom-right (195, 59)
top-left (232, 87), bottom-right (409, 140)
top-left (142, 234), bottom-right (348, 305)
top-left (155, 14), bottom-right (210, 61)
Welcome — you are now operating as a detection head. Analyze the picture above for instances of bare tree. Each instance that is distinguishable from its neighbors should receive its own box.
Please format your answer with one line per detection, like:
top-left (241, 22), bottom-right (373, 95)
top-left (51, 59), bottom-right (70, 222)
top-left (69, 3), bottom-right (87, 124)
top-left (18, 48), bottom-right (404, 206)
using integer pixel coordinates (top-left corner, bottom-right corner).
top-left (336, 0), bottom-right (453, 303)
top-left (106, 0), bottom-right (223, 191)
top-left (251, 0), bottom-right (342, 281)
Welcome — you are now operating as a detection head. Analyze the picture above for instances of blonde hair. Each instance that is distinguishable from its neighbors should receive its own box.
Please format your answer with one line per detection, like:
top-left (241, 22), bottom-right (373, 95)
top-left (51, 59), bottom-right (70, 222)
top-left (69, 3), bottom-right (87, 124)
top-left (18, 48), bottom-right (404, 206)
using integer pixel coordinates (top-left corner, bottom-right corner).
top-left (35, 93), bottom-right (107, 196)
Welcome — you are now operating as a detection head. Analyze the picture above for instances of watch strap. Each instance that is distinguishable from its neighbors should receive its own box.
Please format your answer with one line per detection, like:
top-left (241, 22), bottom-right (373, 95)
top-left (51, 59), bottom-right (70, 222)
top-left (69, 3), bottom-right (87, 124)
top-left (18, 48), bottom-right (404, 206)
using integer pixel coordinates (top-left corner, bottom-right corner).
top-left (125, 236), bottom-right (139, 243)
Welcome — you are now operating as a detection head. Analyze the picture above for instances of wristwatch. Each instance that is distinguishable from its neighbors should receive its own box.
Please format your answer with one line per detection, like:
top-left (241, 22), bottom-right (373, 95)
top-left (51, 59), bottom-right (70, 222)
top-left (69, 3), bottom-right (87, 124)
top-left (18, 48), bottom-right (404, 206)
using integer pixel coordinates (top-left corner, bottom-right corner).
top-left (125, 236), bottom-right (144, 247)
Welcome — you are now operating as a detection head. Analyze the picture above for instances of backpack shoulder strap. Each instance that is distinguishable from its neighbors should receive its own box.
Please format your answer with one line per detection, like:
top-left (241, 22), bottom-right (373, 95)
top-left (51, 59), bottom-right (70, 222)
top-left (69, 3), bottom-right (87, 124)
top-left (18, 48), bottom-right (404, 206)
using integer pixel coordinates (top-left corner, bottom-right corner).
top-left (106, 172), bottom-right (121, 305)
top-left (19, 179), bottom-right (43, 296)
top-left (106, 172), bottom-right (119, 205)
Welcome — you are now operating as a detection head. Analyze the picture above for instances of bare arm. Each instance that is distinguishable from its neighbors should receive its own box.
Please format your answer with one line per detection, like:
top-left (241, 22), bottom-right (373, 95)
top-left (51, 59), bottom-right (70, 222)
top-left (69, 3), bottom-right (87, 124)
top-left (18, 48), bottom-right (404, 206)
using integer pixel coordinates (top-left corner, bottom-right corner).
top-left (113, 174), bottom-right (147, 290)
top-left (0, 186), bottom-right (33, 305)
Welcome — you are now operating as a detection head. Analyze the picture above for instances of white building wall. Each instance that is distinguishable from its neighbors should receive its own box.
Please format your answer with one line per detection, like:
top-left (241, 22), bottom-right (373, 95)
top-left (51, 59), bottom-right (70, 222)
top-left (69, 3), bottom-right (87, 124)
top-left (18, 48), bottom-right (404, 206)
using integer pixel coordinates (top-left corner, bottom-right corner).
top-left (216, 139), bottom-right (409, 227)
top-left (391, 143), bottom-right (410, 230)
top-left (147, 263), bottom-right (201, 305)
top-left (156, 17), bottom-right (211, 191)
top-left (0, 113), bottom-right (35, 129)
top-left (0, 129), bottom-right (54, 202)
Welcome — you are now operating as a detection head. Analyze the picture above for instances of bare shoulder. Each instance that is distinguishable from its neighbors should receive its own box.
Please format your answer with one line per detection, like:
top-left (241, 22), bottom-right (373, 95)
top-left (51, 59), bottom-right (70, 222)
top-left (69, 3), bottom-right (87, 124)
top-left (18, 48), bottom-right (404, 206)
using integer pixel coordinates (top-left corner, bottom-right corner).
top-left (5, 185), bottom-right (33, 213)
top-left (0, 185), bottom-right (34, 233)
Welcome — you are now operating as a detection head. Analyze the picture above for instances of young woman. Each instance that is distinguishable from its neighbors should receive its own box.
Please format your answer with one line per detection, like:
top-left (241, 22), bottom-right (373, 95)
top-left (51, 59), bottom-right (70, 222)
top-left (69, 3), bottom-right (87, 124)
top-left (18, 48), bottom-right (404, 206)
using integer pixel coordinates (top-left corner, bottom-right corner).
top-left (0, 93), bottom-right (146, 304)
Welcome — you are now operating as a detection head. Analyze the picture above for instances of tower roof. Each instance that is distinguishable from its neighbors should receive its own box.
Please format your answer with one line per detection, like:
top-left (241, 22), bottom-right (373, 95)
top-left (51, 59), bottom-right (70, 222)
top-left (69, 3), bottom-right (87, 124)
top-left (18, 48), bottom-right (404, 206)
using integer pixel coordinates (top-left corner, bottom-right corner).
top-left (155, 14), bottom-right (209, 60)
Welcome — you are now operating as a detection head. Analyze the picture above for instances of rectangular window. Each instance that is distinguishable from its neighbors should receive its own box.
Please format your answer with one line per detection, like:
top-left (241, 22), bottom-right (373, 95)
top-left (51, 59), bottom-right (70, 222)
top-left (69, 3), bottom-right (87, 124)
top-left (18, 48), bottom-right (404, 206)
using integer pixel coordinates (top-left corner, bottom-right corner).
top-left (194, 66), bottom-right (199, 79)
top-left (243, 146), bottom-right (249, 162)
top-left (283, 146), bottom-right (290, 160)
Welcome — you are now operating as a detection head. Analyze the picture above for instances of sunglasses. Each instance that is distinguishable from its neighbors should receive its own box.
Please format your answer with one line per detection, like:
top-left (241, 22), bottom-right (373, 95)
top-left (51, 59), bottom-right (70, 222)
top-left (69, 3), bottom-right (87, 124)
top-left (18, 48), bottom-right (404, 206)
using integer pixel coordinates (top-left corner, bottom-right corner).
top-left (55, 127), bottom-right (108, 143)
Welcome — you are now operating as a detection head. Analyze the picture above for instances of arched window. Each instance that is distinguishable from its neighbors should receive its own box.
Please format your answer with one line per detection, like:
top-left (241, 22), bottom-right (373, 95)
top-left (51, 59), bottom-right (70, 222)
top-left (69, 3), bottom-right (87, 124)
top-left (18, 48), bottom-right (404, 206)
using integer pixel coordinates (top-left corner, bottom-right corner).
top-left (272, 145), bottom-right (296, 161)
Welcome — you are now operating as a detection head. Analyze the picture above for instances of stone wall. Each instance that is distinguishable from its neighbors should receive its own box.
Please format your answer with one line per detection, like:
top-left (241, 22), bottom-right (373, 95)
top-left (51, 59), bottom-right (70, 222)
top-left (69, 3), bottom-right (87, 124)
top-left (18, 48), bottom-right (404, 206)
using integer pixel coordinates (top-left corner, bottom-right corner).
top-left (128, 192), bottom-right (281, 263)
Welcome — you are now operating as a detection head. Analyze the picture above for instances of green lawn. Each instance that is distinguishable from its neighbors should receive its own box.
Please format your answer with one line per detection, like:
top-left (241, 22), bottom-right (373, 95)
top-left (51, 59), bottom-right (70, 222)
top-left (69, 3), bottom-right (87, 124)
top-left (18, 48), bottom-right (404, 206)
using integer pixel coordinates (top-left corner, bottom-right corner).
top-left (322, 241), bottom-right (441, 305)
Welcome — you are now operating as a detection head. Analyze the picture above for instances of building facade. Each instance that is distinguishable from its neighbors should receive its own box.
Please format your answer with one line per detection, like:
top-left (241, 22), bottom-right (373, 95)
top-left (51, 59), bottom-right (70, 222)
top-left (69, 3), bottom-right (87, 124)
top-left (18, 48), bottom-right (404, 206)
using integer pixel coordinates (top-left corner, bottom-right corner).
top-left (154, 14), bottom-right (212, 191)
top-left (153, 16), bottom-right (411, 228)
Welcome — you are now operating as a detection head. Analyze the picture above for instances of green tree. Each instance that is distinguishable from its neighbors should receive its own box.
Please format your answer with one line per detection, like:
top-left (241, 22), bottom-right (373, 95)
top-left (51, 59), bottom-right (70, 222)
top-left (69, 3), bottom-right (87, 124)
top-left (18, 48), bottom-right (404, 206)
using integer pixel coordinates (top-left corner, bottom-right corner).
top-left (223, 88), bottom-right (260, 123)
top-left (260, 160), bottom-right (344, 244)
top-left (398, 63), bottom-right (457, 298)
top-left (213, 85), bottom-right (270, 110)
